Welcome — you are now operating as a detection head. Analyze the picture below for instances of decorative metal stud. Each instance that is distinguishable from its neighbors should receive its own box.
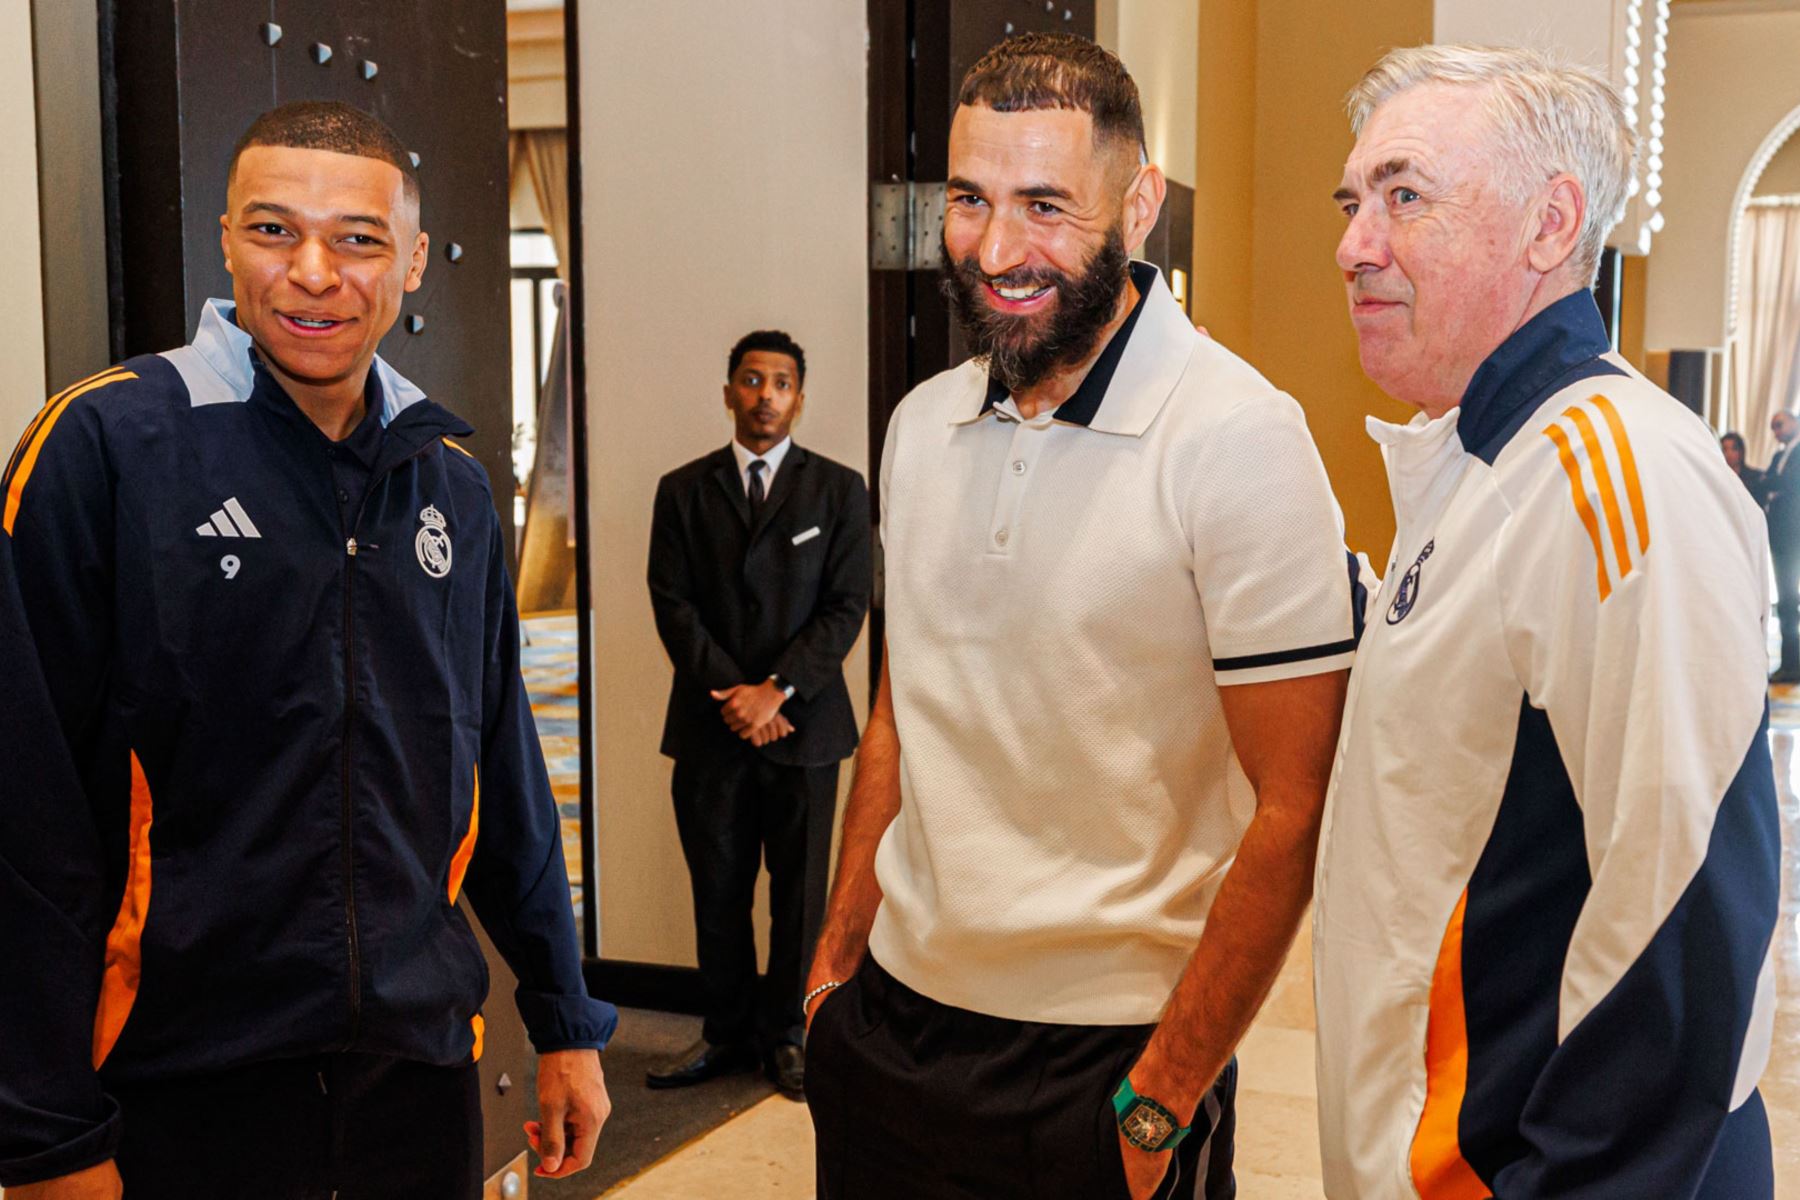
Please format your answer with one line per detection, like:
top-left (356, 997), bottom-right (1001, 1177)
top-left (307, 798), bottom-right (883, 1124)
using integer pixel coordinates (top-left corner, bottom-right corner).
top-left (260, 23), bottom-right (282, 46)
top-left (1005, 21), bottom-right (1014, 33)
top-left (310, 42), bottom-right (332, 65)
top-left (496, 1072), bottom-right (513, 1095)
top-left (408, 151), bottom-right (421, 169)
top-left (1064, 8), bottom-right (1073, 18)
top-left (405, 315), bottom-right (425, 334)
top-left (1044, 1), bottom-right (1054, 10)
top-left (446, 243), bottom-right (464, 263)
top-left (361, 59), bottom-right (378, 80)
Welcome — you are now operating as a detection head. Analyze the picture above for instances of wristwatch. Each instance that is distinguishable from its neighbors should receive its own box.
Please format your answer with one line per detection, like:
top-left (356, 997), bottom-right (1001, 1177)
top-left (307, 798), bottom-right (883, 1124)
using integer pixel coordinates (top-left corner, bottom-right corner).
top-left (768, 673), bottom-right (796, 700)
top-left (1112, 1076), bottom-right (1190, 1152)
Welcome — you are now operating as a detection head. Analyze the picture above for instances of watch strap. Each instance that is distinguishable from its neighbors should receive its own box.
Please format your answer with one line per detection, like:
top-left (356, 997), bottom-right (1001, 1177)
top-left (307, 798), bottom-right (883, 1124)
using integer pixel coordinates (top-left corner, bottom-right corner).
top-left (1111, 1076), bottom-right (1191, 1152)
top-left (768, 673), bottom-right (796, 699)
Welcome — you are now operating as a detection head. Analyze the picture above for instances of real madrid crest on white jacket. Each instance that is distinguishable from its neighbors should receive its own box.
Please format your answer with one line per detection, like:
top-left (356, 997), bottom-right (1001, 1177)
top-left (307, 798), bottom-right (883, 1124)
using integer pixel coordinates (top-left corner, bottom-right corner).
top-left (1314, 292), bottom-right (1780, 1198)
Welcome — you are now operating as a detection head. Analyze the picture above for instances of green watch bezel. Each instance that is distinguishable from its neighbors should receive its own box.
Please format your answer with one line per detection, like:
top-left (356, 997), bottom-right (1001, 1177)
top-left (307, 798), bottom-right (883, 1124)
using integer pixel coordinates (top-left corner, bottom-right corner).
top-left (1111, 1076), bottom-right (1191, 1152)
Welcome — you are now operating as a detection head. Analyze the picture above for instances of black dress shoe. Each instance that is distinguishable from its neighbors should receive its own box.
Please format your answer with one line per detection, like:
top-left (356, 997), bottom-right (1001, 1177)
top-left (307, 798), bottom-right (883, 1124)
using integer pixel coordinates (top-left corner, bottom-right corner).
top-left (645, 1038), bottom-right (756, 1089)
top-left (766, 1042), bottom-right (805, 1099)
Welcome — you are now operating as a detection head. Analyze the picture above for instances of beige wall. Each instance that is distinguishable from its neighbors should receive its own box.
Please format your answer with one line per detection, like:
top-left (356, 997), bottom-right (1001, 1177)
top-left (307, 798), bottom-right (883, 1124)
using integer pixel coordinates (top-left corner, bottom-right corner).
top-left (1755, 132), bottom-right (1800, 196)
top-left (1101, 0), bottom-right (1199, 186)
top-left (1193, 0), bottom-right (1428, 562)
top-left (0, 1), bottom-right (46, 435)
top-left (578, 4), bottom-right (869, 966)
top-left (1647, 6), bottom-right (1800, 349)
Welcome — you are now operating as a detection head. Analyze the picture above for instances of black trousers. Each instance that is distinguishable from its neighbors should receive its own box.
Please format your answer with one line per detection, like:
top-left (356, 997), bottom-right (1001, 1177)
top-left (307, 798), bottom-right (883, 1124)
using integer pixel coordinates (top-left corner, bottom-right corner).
top-left (671, 751), bottom-right (840, 1048)
top-left (111, 1053), bottom-right (481, 1199)
top-left (807, 957), bottom-right (1237, 1200)
top-left (1775, 537), bottom-right (1800, 672)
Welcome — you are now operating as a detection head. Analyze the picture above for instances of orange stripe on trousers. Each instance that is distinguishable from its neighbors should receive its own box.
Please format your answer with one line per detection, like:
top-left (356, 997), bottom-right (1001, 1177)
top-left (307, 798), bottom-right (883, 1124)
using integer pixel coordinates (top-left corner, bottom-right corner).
top-left (1409, 890), bottom-right (1491, 1199)
top-left (93, 751), bottom-right (155, 1068)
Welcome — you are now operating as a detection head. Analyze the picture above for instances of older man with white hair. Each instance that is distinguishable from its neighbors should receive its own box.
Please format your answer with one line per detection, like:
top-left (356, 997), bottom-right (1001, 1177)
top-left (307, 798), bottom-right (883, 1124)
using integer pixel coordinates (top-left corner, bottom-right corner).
top-left (1315, 45), bottom-right (1779, 1198)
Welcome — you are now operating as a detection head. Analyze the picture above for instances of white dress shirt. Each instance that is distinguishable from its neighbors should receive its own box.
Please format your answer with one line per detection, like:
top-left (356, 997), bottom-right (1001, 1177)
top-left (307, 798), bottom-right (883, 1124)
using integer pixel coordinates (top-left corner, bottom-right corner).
top-left (731, 436), bottom-right (792, 497)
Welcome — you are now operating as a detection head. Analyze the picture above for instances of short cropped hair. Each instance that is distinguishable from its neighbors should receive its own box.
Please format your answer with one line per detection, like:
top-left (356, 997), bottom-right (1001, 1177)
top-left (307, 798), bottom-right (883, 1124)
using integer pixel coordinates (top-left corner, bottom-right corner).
top-left (228, 100), bottom-right (420, 207)
top-left (728, 330), bottom-right (806, 389)
top-left (1346, 44), bottom-right (1635, 282)
top-left (957, 32), bottom-right (1145, 159)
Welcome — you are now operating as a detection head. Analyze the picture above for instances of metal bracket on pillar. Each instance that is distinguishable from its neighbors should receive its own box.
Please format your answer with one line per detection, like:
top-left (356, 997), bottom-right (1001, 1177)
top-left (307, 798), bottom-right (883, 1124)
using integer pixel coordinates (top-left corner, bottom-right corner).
top-left (310, 42), bottom-right (332, 65)
top-left (446, 243), bottom-right (464, 263)
top-left (405, 315), bottom-right (425, 334)
top-left (260, 23), bottom-right (282, 46)
top-left (361, 60), bottom-right (379, 80)
top-left (408, 151), bottom-right (421, 169)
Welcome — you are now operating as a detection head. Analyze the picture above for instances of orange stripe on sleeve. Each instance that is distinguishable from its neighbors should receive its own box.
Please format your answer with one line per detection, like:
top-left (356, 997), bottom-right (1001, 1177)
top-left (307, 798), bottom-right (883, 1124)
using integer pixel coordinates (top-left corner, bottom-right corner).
top-left (4, 368), bottom-right (127, 491)
top-left (471, 1013), bottom-right (486, 1063)
top-left (448, 766), bottom-right (480, 904)
top-left (4, 370), bottom-right (137, 535)
top-left (1562, 407), bottom-right (1634, 584)
top-left (1585, 394), bottom-right (1650, 555)
top-left (1545, 422), bottom-right (1613, 602)
top-left (93, 751), bottom-right (155, 1068)
top-left (443, 437), bottom-right (476, 459)
top-left (1409, 890), bottom-right (1490, 1199)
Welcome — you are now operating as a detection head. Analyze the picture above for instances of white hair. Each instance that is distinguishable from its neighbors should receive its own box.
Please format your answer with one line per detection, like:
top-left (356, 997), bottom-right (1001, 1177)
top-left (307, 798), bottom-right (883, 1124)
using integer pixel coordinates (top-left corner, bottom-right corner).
top-left (1346, 44), bottom-right (1636, 282)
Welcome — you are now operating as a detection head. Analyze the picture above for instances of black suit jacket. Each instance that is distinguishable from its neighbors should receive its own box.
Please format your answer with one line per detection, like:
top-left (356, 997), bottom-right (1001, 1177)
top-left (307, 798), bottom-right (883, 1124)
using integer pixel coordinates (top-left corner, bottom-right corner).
top-left (1767, 446), bottom-right (1800, 543)
top-left (649, 444), bottom-right (871, 767)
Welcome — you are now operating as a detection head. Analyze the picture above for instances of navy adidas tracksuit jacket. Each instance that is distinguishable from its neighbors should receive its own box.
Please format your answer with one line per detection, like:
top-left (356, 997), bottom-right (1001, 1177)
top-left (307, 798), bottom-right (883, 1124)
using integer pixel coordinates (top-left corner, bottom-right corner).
top-left (0, 300), bottom-right (616, 1186)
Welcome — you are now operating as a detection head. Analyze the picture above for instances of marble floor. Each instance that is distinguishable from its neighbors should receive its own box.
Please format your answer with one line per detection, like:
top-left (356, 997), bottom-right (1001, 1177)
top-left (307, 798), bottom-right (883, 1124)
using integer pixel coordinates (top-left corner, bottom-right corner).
top-left (589, 696), bottom-right (1800, 1199)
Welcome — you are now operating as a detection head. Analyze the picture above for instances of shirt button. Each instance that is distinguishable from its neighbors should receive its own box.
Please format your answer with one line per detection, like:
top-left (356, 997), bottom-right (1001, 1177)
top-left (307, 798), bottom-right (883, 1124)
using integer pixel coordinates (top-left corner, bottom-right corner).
top-left (1011, 460), bottom-right (1026, 475)
top-left (994, 528), bottom-right (1009, 546)
top-left (338, 490), bottom-right (350, 503)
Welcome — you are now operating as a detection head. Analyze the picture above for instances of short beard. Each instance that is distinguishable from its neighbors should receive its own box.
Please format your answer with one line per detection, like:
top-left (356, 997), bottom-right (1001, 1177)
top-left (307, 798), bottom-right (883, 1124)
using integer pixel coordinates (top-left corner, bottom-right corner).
top-left (940, 225), bottom-right (1131, 394)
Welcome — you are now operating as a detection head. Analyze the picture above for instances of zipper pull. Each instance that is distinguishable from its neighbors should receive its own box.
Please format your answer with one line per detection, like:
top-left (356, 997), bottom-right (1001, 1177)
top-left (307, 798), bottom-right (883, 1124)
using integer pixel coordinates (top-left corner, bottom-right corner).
top-left (346, 537), bottom-right (358, 557)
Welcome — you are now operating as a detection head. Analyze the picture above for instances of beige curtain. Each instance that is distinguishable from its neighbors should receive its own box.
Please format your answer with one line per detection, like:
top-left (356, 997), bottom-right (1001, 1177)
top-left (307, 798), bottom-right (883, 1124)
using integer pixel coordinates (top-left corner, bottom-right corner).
top-left (1732, 197), bottom-right (1800, 469)
top-left (515, 129), bottom-right (572, 279)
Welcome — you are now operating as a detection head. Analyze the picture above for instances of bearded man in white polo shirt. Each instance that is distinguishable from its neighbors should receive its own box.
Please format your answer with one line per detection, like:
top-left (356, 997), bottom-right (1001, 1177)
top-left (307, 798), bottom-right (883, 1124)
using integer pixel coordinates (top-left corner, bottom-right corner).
top-left (802, 33), bottom-right (1356, 1200)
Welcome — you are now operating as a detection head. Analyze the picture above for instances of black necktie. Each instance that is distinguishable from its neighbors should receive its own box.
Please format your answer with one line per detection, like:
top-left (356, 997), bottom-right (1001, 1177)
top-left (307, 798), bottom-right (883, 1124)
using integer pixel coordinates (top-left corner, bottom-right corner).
top-left (748, 459), bottom-right (767, 518)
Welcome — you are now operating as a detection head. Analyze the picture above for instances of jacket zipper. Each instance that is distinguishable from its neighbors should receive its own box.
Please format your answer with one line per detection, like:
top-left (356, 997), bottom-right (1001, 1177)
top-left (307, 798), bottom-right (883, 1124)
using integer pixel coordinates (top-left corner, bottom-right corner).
top-left (341, 525), bottom-right (363, 1044)
top-left (337, 431), bottom-right (442, 1045)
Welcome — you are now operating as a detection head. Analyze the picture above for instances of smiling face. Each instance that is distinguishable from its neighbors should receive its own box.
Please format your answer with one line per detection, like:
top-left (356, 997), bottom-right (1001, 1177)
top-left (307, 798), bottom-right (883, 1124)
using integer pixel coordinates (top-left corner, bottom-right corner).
top-left (941, 103), bottom-right (1162, 393)
top-left (220, 145), bottom-right (428, 402)
top-left (1334, 84), bottom-right (1553, 415)
top-left (723, 350), bottom-right (804, 451)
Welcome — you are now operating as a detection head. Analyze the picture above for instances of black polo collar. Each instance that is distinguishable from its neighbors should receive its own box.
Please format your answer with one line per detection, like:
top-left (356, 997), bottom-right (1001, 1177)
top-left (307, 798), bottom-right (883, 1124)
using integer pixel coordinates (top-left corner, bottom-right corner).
top-left (980, 260), bottom-right (1159, 425)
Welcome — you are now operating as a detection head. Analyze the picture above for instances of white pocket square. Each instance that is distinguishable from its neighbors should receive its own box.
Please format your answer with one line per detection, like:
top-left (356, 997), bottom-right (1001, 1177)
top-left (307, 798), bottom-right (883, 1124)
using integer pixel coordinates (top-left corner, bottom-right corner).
top-left (791, 526), bottom-right (822, 546)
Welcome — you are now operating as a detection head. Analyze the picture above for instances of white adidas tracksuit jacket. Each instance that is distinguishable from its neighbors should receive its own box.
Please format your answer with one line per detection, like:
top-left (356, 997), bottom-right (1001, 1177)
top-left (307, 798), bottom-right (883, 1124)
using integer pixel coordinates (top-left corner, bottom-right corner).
top-left (1314, 292), bottom-right (1780, 1199)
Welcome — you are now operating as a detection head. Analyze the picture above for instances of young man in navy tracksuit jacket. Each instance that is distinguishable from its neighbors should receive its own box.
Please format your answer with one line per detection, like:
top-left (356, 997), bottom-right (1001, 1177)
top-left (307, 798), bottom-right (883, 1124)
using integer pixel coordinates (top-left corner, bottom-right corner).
top-left (0, 102), bottom-right (614, 1199)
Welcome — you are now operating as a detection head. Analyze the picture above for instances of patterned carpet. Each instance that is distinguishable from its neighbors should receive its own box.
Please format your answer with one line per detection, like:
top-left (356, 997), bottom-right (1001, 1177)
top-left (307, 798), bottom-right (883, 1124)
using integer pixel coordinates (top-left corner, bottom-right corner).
top-left (521, 611), bottom-right (585, 944)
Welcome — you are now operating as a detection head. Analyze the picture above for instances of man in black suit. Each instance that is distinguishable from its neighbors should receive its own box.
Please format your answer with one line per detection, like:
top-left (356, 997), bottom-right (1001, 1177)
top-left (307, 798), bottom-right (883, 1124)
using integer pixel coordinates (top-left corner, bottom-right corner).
top-left (1767, 410), bottom-right (1800, 682)
top-left (645, 330), bottom-right (871, 1098)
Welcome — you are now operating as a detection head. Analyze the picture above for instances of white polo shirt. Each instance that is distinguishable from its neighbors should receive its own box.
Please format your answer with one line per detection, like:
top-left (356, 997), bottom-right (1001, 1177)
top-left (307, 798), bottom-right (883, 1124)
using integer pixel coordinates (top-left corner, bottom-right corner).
top-left (868, 263), bottom-right (1355, 1024)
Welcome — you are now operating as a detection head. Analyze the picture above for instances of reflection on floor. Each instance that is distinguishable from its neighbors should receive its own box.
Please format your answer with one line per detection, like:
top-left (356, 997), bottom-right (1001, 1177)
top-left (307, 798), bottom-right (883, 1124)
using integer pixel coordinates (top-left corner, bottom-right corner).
top-left (521, 611), bottom-right (584, 943)
top-left (595, 692), bottom-right (1800, 1199)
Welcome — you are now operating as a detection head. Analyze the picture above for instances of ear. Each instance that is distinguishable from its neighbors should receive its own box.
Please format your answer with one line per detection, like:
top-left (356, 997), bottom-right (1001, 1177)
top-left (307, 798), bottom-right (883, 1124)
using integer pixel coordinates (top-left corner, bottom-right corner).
top-left (1525, 173), bottom-right (1585, 275)
top-left (1121, 161), bottom-right (1167, 256)
top-left (404, 229), bottom-right (430, 294)
top-left (219, 213), bottom-right (234, 276)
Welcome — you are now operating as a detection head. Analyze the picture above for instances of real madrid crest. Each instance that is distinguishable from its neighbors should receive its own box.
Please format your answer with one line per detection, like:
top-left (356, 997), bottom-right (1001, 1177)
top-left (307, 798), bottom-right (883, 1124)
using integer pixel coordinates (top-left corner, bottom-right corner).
top-left (416, 504), bottom-right (452, 578)
top-left (1386, 539), bottom-right (1433, 625)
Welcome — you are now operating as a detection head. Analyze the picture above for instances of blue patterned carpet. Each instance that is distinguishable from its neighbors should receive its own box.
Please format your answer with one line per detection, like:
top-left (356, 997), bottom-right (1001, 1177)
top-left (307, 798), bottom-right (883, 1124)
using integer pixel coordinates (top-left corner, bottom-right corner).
top-left (521, 611), bottom-right (584, 943)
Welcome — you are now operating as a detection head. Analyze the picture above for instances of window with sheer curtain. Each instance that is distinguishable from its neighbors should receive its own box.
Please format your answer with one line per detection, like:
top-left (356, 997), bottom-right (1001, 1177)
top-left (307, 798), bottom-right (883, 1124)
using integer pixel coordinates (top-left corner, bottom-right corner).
top-left (1732, 196), bottom-right (1800, 469)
